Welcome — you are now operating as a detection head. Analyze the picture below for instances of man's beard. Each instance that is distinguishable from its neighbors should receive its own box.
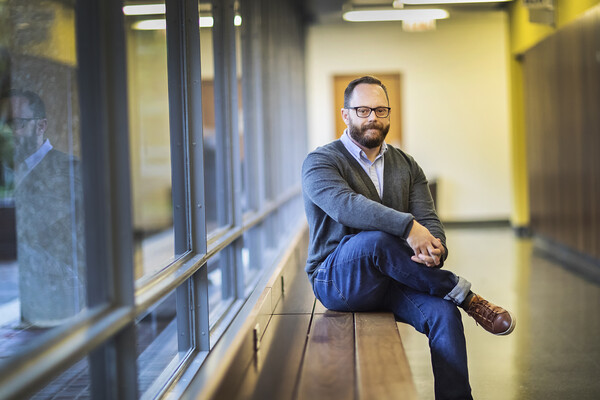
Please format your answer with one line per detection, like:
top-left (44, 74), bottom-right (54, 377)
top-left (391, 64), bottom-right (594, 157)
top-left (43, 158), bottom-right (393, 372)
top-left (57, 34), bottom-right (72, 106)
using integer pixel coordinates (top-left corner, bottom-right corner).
top-left (348, 120), bottom-right (390, 149)
top-left (14, 130), bottom-right (39, 164)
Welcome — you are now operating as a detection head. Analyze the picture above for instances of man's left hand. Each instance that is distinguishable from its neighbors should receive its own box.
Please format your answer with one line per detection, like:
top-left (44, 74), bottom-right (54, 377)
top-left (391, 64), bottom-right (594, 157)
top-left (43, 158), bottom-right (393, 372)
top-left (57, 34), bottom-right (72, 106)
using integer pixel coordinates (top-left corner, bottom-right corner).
top-left (407, 220), bottom-right (446, 267)
top-left (411, 246), bottom-right (445, 267)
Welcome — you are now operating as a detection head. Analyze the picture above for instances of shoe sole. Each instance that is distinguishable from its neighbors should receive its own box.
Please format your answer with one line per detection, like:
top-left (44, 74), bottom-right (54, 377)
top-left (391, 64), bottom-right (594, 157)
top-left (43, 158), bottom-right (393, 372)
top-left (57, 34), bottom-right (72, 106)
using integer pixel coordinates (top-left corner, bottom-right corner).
top-left (495, 311), bottom-right (516, 336)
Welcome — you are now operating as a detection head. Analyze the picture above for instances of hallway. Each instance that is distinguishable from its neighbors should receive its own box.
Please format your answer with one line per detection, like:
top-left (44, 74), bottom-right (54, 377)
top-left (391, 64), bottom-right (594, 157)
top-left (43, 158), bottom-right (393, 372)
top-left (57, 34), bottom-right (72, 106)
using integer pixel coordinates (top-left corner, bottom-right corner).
top-left (398, 227), bottom-right (600, 399)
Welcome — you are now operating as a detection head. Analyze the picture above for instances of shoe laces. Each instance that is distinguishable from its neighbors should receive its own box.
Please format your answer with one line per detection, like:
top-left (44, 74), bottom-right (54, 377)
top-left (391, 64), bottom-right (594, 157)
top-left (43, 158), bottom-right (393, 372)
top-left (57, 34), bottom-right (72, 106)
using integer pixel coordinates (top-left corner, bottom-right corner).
top-left (467, 299), bottom-right (497, 323)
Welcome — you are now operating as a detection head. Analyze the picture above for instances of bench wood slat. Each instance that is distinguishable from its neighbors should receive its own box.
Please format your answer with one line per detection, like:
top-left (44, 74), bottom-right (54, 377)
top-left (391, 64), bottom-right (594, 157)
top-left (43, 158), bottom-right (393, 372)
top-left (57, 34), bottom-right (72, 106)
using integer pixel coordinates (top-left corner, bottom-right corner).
top-left (273, 269), bottom-right (316, 315)
top-left (313, 297), bottom-right (328, 314)
top-left (296, 311), bottom-right (355, 400)
top-left (355, 312), bottom-right (418, 400)
top-left (234, 314), bottom-right (312, 400)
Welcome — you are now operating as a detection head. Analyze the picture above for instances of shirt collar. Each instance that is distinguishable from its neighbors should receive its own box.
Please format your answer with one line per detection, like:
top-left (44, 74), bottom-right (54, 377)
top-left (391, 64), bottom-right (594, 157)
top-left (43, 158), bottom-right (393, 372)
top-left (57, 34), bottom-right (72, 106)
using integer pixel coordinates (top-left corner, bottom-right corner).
top-left (341, 129), bottom-right (387, 163)
top-left (17, 139), bottom-right (53, 182)
top-left (25, 139), bottom-right (53, 171)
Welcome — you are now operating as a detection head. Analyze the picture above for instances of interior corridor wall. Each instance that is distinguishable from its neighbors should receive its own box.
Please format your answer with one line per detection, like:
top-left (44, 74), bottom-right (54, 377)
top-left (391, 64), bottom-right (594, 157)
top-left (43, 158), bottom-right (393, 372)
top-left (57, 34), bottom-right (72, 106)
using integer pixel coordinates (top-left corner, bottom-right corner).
top-left (305, 11), bottom-right (511, 222)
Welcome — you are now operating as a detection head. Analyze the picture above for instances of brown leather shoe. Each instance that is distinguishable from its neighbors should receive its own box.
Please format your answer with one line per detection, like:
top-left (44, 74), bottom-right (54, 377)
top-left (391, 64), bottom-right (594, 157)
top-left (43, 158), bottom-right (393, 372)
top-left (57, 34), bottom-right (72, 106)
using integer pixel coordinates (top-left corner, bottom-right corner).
top-left (465, 294), bottom-right (516, 335)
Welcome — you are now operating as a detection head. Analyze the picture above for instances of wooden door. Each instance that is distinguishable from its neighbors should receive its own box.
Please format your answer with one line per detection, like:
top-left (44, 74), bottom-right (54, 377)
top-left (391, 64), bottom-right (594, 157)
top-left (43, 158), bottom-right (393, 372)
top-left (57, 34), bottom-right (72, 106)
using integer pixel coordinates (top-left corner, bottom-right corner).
top-left (333, 73), bottom-right (402, 147)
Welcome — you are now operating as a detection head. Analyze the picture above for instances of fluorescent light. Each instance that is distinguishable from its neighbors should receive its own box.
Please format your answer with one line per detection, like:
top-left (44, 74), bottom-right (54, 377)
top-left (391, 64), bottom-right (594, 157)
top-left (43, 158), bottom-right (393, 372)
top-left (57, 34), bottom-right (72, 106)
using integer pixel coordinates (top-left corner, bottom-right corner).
top-left (402, 0), bottom-right (511, 4)
top-left (200, 16), bottom-right (214, 27)
top-left (123, 4), bottom-right (166, 16)
top-left (131, 16), bottom-right (226, 30)
top-left (133, 19), bottom-right (166, 30)
top-left (343, 9), bottom-right (449, 22)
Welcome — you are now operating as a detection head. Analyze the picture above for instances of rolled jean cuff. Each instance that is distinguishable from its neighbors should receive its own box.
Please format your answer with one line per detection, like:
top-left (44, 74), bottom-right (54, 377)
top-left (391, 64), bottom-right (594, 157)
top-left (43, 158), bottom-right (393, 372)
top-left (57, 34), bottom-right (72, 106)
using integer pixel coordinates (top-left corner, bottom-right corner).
top-left (443, 276), bottom-right (472, 306)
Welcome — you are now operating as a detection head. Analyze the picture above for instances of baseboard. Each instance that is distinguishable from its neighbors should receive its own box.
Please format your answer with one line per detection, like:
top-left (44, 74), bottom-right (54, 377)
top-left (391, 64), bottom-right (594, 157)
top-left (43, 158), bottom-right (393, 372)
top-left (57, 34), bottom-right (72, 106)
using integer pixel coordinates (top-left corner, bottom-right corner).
top-left (442, 219), bottom-right (510, 229)
top-left (513, 225), bottom-right (533, 238)
top-left (533, 235), bottom-right (600, 285)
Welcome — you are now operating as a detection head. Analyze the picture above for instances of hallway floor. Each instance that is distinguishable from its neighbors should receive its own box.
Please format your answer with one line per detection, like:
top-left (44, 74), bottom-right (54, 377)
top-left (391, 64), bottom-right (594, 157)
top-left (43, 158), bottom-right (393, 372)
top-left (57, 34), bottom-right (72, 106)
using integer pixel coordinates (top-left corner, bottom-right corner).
top-left (398, 227), bottom-right (600, 400)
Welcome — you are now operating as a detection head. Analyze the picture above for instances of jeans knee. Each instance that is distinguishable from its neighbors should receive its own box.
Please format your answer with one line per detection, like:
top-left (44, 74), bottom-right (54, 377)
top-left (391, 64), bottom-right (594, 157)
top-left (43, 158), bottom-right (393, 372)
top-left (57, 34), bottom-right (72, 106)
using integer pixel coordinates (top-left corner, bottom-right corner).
top-left (430, 300), bottom-right (463, 332)
top-left (359, 231), bottom-right (410, 256)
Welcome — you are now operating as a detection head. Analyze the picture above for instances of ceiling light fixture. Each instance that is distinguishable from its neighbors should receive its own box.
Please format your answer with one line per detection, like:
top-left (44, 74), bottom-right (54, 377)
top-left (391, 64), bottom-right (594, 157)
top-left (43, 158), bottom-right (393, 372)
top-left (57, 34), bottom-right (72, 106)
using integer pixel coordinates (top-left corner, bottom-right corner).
top-left (401, 0), bottom-right (512, 4)
top-left (343, 9), bottom-right (449, 22)
top-left (133, 17), bottom-right (214, 30)
top-left (132, 16), bottom-right (242, 30)
top-left (123, 4), bottom-right (166, 16)
top-left (132, 19), bottom-right (167, 30)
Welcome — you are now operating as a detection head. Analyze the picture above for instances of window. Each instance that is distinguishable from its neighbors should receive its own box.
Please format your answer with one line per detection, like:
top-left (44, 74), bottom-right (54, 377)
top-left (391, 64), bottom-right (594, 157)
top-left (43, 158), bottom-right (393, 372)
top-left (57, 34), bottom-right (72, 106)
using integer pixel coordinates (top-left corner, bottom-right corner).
top-left (199, 1), bottom-right (221, 235)
top-left (136, 287), bottom-right (192, 397)
top-left (0, 0), bottom-right (86, 360)
top-left (0, 0), bottom-right (308, 397)
top-left (124, 0), bottom-right (184, 281)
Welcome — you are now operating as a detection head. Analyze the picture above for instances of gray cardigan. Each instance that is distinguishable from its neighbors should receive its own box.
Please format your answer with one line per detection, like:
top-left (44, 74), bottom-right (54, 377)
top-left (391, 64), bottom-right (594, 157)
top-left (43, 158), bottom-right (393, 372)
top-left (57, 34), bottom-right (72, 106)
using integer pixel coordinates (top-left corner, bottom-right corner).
top-left (301, 140), bottom-right (447, 283)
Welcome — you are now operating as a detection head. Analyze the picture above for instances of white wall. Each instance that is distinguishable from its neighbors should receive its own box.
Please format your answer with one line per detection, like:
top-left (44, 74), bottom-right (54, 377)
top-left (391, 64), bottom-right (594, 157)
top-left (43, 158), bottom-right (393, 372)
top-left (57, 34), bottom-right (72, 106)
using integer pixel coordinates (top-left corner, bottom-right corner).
top-left (305, 11), bottom-right (512, 222)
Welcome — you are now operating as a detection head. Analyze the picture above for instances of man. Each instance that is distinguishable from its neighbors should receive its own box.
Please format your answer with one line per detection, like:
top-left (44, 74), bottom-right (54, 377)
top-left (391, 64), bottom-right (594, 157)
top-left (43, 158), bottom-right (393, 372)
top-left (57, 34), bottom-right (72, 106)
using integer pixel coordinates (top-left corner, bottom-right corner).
top-left (301, 76), bottom-right (515, 399)
top-left (1, 89), bottom-right (85, 327)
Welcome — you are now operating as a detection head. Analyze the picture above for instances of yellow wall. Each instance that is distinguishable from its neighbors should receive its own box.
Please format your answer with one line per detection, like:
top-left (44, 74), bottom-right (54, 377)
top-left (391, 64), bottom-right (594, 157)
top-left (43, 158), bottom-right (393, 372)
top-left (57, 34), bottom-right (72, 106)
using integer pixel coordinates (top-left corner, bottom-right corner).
top-left (11, 3), bottom-right (77, 67)
top-left (507, 0), bottom-right (600, 228)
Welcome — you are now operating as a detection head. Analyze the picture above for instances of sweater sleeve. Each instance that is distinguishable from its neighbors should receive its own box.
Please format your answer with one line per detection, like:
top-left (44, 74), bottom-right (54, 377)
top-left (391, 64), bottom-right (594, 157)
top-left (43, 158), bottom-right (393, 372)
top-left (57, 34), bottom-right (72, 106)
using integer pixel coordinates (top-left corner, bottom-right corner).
top-left (302, 150), bottom-right (415, 239)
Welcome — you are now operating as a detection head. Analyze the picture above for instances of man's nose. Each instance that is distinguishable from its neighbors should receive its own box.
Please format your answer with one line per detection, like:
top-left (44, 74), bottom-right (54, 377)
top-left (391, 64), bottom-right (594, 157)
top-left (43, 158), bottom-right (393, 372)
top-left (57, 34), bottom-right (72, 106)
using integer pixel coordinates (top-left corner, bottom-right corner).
top-left (367, 109), bottom-right (378, 121)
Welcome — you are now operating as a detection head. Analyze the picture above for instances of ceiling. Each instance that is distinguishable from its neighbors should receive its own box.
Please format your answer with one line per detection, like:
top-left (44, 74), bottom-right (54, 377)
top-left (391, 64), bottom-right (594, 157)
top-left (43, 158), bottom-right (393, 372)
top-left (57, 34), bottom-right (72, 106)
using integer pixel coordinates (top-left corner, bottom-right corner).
top-left (302, 0), bottom-right (513, 24)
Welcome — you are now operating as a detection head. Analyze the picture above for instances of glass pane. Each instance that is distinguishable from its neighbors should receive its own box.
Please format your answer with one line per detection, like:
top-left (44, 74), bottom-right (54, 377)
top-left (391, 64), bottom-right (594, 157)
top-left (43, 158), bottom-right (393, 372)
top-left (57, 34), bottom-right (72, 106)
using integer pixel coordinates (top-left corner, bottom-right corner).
top-left (199, 1), bottom-right (218, 234)
top-left (243, 228), bottom-right (261, 290)
top-left (136, 288), bottom-right (192, 398)
top-left (207, 245), bottom-right (236, 326)
top-left (124, 1), bottom-right (181, 281)
top-left (31, 358), bottom-right (90, 399)
top-left (207, 253), bottom-right (223, 321)
top-left (234, 0), bottom-right (248, 213)
top-left (0, 0), bottom-right (86, 359)
top-left (263, 215), bottom-right (279, 268)
top-left (200, 0), bottom-right (234, 235)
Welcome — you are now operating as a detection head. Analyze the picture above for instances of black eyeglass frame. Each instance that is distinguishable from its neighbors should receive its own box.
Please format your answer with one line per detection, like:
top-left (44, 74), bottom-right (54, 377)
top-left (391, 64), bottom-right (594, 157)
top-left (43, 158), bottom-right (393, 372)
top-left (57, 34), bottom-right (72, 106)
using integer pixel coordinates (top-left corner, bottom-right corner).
top-left (347, 106), bottom-right (391, 118)
top-left (1, 117), bottom-right (43, 130)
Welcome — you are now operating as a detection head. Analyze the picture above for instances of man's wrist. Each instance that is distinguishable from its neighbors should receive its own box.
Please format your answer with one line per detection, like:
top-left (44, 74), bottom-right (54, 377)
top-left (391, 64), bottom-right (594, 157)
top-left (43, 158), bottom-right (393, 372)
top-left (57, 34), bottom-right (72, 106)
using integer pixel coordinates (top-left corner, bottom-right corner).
top-left (403, 218), bottom-right (415, 239)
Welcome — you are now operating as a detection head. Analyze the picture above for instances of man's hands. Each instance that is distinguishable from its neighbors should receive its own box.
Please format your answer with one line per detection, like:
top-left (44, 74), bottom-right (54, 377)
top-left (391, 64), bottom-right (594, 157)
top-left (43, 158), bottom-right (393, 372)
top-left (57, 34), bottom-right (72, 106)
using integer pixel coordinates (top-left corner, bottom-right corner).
top-left (406, 220), bottom-right (445, 267)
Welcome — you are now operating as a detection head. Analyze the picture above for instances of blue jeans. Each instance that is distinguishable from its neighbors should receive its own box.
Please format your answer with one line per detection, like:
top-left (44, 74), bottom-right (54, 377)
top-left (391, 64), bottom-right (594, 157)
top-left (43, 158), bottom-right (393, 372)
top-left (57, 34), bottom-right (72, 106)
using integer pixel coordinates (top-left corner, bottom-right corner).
top-left (312, 231), bottom-right (473, 400)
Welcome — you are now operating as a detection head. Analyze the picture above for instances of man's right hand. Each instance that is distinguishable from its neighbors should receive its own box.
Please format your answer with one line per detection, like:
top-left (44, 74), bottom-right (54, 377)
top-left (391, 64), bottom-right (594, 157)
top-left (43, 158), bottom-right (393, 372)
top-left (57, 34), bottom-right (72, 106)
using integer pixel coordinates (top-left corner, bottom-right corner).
top-left (406, 220), bottom-right (444, 267)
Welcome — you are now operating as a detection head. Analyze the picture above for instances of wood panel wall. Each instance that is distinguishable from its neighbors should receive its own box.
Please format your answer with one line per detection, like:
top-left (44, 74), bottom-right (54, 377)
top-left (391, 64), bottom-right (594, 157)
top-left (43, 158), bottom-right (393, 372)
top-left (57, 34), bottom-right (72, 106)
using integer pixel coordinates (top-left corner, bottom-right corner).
top-left (522, 6), bottom-right (600, 261)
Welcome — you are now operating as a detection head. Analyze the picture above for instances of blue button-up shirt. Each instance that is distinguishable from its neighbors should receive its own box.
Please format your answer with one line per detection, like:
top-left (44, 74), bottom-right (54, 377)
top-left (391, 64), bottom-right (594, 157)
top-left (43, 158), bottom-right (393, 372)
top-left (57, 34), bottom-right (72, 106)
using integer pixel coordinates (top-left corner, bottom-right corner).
top-left (340, 130), bottom-right (387, 199)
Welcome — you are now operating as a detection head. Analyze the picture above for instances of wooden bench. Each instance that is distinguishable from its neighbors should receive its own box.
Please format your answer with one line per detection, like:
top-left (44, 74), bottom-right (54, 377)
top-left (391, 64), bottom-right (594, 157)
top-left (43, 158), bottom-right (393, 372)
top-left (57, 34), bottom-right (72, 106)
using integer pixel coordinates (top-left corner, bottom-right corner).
top-left (184, 229), bottom-right (417, 400)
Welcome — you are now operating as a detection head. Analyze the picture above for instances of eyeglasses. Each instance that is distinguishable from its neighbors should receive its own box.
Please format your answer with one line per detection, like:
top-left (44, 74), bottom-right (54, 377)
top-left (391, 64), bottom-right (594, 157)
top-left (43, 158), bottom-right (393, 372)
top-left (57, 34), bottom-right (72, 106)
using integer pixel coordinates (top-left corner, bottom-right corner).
top-left (347, 106), bottom-right (391, 118)
top-left (1, 117), bottom-right (40, 130)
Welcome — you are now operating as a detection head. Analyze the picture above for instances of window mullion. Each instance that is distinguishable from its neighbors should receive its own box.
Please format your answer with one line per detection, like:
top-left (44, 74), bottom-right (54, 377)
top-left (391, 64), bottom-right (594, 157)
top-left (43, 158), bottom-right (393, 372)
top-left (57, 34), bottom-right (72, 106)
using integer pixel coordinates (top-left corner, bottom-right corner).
top-left (164, 0), bottom-right (210, 355)
top-left (212, 0), bottom-right (242, 301)
top-left (76, 0), bottom-right (138, 399)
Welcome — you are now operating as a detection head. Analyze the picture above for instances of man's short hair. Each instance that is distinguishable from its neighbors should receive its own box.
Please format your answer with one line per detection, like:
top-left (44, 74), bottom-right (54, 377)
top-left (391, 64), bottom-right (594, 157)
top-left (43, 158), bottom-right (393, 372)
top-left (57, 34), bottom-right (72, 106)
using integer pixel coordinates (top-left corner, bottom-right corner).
top-left (343, 76), bottom-right (389, 107)
top-left (4, 89), bottom-right (46, 118)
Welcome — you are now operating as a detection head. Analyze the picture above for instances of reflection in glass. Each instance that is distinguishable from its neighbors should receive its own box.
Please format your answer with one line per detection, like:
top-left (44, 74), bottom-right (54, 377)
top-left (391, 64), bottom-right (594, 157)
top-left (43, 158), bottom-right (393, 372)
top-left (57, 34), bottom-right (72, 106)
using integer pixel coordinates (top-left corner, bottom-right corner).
top-left (136, 289), bottom-right (191, 398)
top-left (124, 1), bottom-right (180, 281)
top-left (0, 0), bottom-right (86, 361)
top-left (31, 358), bottom-right (90, 399)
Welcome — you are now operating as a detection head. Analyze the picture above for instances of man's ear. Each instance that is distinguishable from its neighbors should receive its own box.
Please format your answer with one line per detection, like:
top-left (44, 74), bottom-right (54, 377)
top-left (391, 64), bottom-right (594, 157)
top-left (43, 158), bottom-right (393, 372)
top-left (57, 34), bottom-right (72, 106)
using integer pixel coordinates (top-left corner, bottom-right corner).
top-left (341, 107), bottom-right (350, 126)
top-left (36, 118), bottom-right (47, 137)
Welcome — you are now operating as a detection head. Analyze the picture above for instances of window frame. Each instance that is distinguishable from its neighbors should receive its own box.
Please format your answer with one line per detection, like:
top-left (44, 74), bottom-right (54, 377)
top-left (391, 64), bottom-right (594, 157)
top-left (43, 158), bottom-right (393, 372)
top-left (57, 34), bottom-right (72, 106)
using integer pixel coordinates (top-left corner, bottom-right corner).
top-left (0, 0), bottom-right (307, 398)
